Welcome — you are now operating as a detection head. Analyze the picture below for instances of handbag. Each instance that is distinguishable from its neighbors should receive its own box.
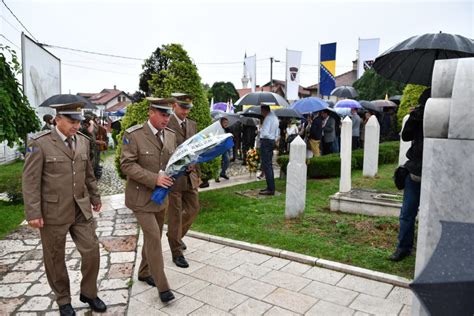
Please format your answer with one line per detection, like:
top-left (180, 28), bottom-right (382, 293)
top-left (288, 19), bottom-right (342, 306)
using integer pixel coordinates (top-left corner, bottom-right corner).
top-left (393, 165), bottom-right (409, 190)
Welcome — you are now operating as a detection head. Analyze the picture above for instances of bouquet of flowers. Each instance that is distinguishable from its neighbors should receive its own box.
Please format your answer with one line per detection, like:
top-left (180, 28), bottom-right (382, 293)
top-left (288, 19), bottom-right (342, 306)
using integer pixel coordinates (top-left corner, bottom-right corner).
top-left (246, 148), bottom-right (260, 174)
top-left (151, 121), bottom-right (234, 204)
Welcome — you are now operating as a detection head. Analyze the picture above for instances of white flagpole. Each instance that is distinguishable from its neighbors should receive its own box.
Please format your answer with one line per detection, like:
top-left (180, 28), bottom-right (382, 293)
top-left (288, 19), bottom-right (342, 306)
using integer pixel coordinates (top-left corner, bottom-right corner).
top-left (317, 42), bottom-right (320, 97)
top-left (285, 48), bottom-right (288, 99)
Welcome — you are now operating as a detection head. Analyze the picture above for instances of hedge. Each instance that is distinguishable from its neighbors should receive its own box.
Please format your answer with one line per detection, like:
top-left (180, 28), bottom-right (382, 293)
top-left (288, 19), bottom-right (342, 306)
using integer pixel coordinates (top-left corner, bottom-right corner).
top-left (277, 141), bottom-right (399, 179)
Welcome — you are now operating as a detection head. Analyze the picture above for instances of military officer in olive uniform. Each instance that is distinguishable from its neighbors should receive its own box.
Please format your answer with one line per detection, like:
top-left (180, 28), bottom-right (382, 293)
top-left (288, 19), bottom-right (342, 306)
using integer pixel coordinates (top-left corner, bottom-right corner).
top-left (22, 102), bottom-right (107, 316)
top-left (120, 97), bottom-right (176, 303)
top-left (167, 93), bottom-right (201, 269)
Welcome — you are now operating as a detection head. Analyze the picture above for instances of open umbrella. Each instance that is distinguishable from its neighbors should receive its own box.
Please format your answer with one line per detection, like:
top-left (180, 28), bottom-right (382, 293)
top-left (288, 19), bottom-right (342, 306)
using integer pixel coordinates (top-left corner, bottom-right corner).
top-left (330, 86), bottom-right (358, 98)
top-left (273, 108), bottom-right (303, 119)
top-left (210, 110), bottom-right (225, 120)
top-left (212, 102), bottom-right (228, 112)
top-left (389, 95), bottom-right (403, 105)
top-left (373, 32), bottom-right (474, 86)
top-left (360, 100), bottom-right (382, 113)
top-left (371, 100), bottom-right (398, 108)
top-left (234, 92), bottom-right (290, 107)
top-left (241, 106), bottom-right (262, 118)
top-left (335, 99), bottom-right (362, 109)
top-left (410, 221), bottom-right (474, 315)
top-left (290, 97), bottom-right (328, 114)
top-left (212, 112), bottom-right (240, 126)
top-left (39, 94), bottom-right (97, 109)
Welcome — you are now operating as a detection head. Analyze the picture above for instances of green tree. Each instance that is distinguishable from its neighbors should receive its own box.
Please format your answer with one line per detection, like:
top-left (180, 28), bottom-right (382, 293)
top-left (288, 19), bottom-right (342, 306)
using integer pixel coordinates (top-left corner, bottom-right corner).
top-left (0, 45), bottom-right (40, 147)
top-left (138, 47), bottom-right (169, 96)
top-left (397, 84), bottom-right (428, 127)
top-left (115, 44), bottom-right (219, 181)
top-left (353, 69), bottom-right (405, 101)
top-left (208, 81), bottom-right (240, 109)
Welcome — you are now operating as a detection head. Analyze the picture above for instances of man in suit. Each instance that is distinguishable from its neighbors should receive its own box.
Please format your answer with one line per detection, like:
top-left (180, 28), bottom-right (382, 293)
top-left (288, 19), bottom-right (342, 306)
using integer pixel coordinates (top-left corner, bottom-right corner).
top-left (258, 104), bottom-right (279, 196)
top-left (22, 102), bottom-right (106, 316)
top-left (120, 97), bottom-right (177, 303)
top-left (321, 110), bottom-right (336, 155)
top-left (167, 93), bottom-right (201, 269)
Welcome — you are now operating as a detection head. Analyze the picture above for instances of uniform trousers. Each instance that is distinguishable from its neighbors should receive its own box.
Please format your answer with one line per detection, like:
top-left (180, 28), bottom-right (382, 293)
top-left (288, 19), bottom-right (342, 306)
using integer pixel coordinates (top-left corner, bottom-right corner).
top-left (167, 189), bottom-right (199, 258)
top-left (135, 211), bottom-right (170, 292)
top-left (39, 208), bottom-right (99, 306)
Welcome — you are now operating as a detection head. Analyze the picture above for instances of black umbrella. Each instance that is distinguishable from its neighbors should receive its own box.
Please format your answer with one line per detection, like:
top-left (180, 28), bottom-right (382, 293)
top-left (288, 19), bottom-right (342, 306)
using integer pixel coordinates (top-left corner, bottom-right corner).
top-left (240, 116), bottom-right (259, 126)
top-left (234, 92), bottom-right (290, 107)
top-left (39, 94), bottom-right (97, 109)
top-left (373, 32), bottom-right (474, 86)
top-left (360, 100), bottom-right (382, 113)
top-left (212, 112), bottom-right (240, 127)
top-left (389, 95), bottom-right (402, 105)
top-left (273, 108), bottom-right (303, 119)
top-left (410, 221), bottom-right (474, 315)
top-left (241, 106), bottom-right (262, 118)
top-left (330, 86), bottom-right (358, 98)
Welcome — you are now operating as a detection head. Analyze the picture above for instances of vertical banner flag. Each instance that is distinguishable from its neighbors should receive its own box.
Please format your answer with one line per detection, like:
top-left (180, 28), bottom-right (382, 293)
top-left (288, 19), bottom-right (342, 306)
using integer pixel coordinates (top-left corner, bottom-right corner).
top-left (357, 38), bottom-right (380, 78)
top-left (245, 54), bottom-right (257, 92)
top-left (285, 49), bottom-right (302, 101)
top-left (319, 43), bottom-right (337, 97)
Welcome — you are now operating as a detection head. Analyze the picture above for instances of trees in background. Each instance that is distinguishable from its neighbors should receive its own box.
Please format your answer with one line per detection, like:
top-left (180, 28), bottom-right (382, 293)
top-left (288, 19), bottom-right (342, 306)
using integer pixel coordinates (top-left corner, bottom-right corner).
top-left (0, 45), bottom-right (40, 148)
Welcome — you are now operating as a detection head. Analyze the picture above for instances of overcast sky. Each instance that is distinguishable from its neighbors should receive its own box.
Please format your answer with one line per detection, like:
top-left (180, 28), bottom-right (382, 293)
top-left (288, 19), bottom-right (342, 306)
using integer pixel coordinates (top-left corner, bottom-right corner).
top-left (1, 0), bottom-right (472, 95)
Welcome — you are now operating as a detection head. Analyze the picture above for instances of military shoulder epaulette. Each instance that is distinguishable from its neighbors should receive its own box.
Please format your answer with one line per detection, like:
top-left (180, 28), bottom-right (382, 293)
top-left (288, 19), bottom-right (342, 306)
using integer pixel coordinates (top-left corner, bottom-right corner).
top-left (125, 124), bottom-right (143, 133)
top-left (77, 131), bottom-right (91, 141)
top-left (30, 130), bottom-right (51, 140)
top-left (165, 127), bottom-right (175, 133)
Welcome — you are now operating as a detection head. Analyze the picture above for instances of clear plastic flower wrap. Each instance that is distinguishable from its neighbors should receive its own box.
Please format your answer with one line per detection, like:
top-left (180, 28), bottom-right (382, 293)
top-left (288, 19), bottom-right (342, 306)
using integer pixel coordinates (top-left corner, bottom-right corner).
top-left (152, 121), bottom-right (234, 204)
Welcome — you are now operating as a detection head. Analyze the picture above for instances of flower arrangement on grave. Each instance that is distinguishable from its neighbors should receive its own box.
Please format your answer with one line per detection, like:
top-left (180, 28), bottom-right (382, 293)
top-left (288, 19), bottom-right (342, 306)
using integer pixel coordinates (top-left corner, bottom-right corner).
top-left (246, 148), bottom-right (260, 174)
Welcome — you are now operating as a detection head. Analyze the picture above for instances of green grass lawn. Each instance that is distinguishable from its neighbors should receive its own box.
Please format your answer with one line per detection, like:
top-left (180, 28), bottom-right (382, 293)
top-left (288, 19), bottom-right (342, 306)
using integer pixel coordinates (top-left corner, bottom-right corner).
top-left (195, 162), bottom-right (416, 279)
top-left (0, 160), bottom-right (26, 239)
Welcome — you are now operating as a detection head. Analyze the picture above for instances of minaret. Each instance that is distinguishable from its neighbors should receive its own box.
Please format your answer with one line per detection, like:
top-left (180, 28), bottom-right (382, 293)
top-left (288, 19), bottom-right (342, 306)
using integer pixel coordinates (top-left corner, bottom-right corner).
top-left (241, 52), bottom-right (249, 89)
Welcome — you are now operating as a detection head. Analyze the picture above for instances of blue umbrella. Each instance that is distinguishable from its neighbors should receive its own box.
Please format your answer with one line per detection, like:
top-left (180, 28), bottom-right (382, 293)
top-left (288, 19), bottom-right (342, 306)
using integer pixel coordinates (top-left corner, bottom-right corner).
top-left (291, 97), bottom-right (328, 114)
top-left (335, 99), bottom-right (362, 109)
top-left (213, 102), bottom-right (228, 111)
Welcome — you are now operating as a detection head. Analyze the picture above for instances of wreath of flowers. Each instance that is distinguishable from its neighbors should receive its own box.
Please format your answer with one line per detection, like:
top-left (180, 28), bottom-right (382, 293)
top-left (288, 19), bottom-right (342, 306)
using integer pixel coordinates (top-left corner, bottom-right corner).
top-left (246, 148), bottom-right (260, 173)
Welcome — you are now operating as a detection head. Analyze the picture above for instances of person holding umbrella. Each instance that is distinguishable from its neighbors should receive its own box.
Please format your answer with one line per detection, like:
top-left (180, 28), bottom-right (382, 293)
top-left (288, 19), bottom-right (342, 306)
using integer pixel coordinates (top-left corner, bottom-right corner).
top-left (41, 114), bottom-right (54, 130)
top-left (320, 110), bottom-right (336, 155)
top-left (390, 88), bottom-right (430, 262)
top-left (259, 103), bottom-right (279, 196)
top-left (215, 117), bottom-right (231, 182)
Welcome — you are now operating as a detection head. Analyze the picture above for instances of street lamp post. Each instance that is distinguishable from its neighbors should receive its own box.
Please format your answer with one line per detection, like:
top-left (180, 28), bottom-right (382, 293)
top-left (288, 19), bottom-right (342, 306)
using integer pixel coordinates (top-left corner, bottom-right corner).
top-left (270, 57), bottom-right (280, 91)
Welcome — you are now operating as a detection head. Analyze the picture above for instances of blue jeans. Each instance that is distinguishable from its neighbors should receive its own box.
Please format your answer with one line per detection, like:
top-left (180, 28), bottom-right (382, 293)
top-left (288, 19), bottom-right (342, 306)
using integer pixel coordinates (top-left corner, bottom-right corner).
top-left (260, 139), bottom-right (275, 192)
top-left (220, 151), bottom-right (229, 177)
top-left (397, 175), bottom-right (421, 251)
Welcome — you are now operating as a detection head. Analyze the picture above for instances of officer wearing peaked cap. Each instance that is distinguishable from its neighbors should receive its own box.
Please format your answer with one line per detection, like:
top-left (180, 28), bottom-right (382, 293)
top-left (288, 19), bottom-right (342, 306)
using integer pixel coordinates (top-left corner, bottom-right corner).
top-left (120, 96), bottom-right (177, 303)
top-left (166, 93), bottom-right (201, 269)
top-left (22, 102), bottom-right (107, 315)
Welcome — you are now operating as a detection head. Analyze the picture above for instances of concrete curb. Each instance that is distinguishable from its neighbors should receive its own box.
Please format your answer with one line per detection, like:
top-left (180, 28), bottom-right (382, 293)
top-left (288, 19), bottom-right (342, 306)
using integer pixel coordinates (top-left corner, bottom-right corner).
top-left (185, 230), bottom-right (412, 288)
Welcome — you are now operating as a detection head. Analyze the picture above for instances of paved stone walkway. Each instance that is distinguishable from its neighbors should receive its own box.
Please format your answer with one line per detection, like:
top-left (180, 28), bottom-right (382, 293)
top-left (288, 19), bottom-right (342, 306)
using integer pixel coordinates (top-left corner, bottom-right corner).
top-left (0, 194), bottom-right (138, 315)
top-left (128, 229), bottom-right (412, 315)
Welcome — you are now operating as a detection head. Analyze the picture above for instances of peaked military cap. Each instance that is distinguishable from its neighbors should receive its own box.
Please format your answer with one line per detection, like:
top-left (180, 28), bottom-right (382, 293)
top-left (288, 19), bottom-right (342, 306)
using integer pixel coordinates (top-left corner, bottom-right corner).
top-left (146, 97), bottom-right (174, 114)
top-left (50, 102), bottom-right (85, 121)
top-left (171, 93), bottom-right (193, 109)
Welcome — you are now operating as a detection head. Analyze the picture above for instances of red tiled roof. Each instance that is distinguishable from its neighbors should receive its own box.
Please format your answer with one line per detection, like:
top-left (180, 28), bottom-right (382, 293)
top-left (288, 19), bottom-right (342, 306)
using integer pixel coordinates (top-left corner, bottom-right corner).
top-left (105, 101), bottom-right (128, 112)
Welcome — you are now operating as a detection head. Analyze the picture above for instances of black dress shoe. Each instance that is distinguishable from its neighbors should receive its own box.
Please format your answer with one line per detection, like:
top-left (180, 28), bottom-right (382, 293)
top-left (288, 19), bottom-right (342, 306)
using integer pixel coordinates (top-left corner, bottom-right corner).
top-left (215, 178), bottom-right (220, 183)
top-left (59, 304), bottom-right (76, 316)
top-left (389, 248), bottom-right (411, 262)
top-left (199, 182), bottom-right (210, 188)
top-left (138, 275), bottom-right (156, 287)
top-left (173, 255), bottom-right (189, 268)
top-left (221, 174), bottom-right (229, 180)
top-left (259, 190), bottom-right (275, 196)
top-left (79, 294), bottom-right (107, 312)
top-left (159, 290), bottom-right (175, 303)
top-left (181, 240), bottom-right (187, 250)
top-left (259, 188), bottom-right (268, 193)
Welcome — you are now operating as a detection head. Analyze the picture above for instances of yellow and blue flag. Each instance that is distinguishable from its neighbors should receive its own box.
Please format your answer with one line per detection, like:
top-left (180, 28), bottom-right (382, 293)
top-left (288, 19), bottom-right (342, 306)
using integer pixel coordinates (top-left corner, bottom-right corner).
top-left (320, 43), bottom-right (337, 96)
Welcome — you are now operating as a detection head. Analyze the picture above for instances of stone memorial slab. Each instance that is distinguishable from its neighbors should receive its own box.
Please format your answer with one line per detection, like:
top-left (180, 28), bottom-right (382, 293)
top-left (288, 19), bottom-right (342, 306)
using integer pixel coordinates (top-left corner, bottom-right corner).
top-left (362, 115), bottom-right (380, 177)
top-left (285, 136), bottom-right (307, 219)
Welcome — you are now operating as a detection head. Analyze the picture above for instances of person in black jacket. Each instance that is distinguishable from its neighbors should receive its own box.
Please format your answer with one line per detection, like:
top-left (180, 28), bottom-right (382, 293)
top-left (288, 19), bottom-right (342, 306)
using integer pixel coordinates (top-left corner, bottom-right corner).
top-left (389, 88), bottom-right (430, 262)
